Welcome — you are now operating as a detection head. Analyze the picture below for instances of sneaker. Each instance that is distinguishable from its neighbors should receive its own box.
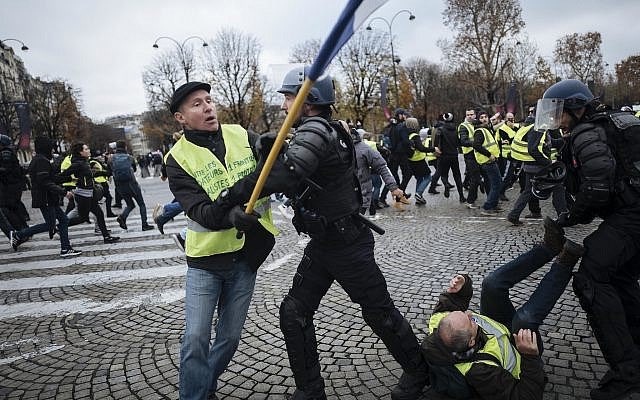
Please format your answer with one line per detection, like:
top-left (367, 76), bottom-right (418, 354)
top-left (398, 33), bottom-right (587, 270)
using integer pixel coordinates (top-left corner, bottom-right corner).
top-left (172, 233), bottom-right (185, 252)
top-left (142, 224), bottom-right (155, 231)
top-left (391, 369), bottom-right (429, 400)
top-left (444, 186), bottom-right (450, 198)
top-left (524, 213), bottom-right (542, 219)
top-left (465, 202), bottom-right (477, 209)
top-left (507, 215), bottom-right (524, 226)
top-left (9, 230), bottom-right (19, 251)
top-left (414, 193), bottom-right (426, 205)
top-left (481, 208), bottom-right (499, 216)
top-left (60, 248), bottom-right (82, 257)
top-left (103, 236), bottom-right (120, 244)
top-left (116, 216), bottom-right (127, 230)
top-left (152, 203), bottom-right (163, 222)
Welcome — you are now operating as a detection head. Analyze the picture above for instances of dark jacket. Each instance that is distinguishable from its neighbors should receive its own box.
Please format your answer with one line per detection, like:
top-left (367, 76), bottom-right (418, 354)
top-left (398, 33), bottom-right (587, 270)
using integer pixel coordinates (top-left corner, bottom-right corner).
top-left (28, 154), bottom-right (67, 209)
top-left (435, 121), bottom-right (460, 157)
top-left (165, 127), bottom-right (273, 271)
top-left (422, 276), bottom-right (546, 400)
top-left (0, 146), bottom-right (26, 207)
top-left (58, 155), bottom-right (97, 190)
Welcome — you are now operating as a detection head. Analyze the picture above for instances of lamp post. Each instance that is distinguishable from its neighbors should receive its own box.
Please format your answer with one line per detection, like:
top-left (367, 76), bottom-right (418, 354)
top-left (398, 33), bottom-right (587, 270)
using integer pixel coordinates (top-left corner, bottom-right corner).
top-left (366, 10), bottom-right (415, 106)
top-left (152, 36), bottom-right (208, 82)
top-left (0, 38), bottom-right (29, 51)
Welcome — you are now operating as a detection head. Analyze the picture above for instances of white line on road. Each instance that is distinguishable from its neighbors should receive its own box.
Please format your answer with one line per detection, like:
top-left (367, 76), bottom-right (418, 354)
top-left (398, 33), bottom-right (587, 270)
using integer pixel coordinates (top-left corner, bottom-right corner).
top-left (0, 344), bottom-right (65, 365)
top-left (0, 288), bottom-right (185, 320)
top-left (0, 249), bottom-right (184, 273)
top-left (0, 264), bottom-right (186, 291)
top-left (263, 253), bottom-right (297, 272)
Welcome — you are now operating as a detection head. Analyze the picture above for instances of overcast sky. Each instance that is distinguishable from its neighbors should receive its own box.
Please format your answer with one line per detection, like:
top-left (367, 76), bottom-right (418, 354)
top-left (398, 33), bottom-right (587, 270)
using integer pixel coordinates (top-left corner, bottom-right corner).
top-left (2, 0), bottom-right (638, 121)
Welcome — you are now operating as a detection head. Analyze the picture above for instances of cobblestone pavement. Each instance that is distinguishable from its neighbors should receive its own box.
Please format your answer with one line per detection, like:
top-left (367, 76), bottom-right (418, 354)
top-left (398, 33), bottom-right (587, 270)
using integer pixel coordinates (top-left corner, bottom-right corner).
top-left (0, 173), bottom-right (617, 399)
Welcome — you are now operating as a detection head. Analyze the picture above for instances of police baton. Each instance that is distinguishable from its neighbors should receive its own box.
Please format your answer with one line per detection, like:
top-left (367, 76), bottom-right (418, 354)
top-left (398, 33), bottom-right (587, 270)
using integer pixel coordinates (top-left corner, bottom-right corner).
top-left (353, 213), bottom-right (385, 235)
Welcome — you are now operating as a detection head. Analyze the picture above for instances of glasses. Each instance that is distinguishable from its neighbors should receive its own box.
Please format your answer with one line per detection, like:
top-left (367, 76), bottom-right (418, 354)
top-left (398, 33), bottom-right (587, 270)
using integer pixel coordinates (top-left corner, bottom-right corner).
top-left (507, 119), bottom-right (514, 122)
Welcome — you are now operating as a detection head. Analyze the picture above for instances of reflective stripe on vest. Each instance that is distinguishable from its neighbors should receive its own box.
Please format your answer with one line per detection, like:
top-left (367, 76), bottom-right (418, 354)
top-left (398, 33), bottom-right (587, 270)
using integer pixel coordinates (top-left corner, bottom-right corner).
top-left (408, 133), bottom-right (427, 161)
top-left (458, 122), bottom-right (475, 154)
top-left (168, 125), bottom-right (278, 258)
top-left (90, 159), bottom-right (108, 183)
top-left (60, 155), bottom-right (77, 187)
top-left (511, 124), bottom-right (536, 161)
top-left (497, 124), bottom-right (517, 158)
top-left (429, 312), bottom-right (522, 380)
top-left (474, 127), bottom-right (500, 165)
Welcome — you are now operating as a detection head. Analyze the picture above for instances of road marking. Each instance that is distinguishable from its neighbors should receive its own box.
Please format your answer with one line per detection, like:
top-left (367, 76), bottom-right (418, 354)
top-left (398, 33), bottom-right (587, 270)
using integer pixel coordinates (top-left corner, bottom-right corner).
top-left (263, 253), bottom-right (297, 272)
top-left (0, 344), bottom-right (66, 365)
top-left (0, 264), bottom-right (186, 291)
top-left (0, 288), bottom-right (185, 320)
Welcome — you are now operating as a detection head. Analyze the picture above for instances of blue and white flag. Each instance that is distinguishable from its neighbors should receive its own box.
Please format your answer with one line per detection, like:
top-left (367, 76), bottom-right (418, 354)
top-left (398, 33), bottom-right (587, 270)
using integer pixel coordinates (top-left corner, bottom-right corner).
top-left (308, 0), bottom-right (388, 81)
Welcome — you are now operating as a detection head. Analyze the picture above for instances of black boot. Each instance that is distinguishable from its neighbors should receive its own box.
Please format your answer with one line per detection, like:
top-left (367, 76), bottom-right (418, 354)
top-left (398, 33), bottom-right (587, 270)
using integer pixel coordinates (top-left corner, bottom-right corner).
top-left (542, 216), bottom-right (565, 255)
top-left (556, 238), bottom-right (584, 268)
top-left (391, 368), bottom-right (430, 400)
top-left (289, 376), bottom-right (327, 400)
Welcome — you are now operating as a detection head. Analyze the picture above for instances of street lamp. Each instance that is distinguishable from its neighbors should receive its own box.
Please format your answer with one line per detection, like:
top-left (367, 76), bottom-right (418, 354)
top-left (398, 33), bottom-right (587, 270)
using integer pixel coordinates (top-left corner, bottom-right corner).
top-left (366, 10), bottom-right (415, 106)
top-left (152, 36), bottom-right (208, 82)
top-left (0, 38), bottom-right (29, 51)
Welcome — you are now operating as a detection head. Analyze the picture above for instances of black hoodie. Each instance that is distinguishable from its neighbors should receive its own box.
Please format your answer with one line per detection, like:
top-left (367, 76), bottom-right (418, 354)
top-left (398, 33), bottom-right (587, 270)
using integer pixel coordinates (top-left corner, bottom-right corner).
top-left (29, 137), bottom-right (67, 208)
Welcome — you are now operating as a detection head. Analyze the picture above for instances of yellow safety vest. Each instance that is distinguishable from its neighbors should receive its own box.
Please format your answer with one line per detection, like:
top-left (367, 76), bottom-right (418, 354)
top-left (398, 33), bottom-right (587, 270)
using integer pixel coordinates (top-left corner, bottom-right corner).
top-left (429, 312), bottom-right (522, 380)
top-left (363, 139), bottom-right (377, 151)
top-left (510, 124), bottom-right (541, 162)
top-left (635, 110), bottom-right (640, 118)
top-left (497, 124), bottom-right (517, 158)
top-left (425, 136), bottom-right (437, 162)
top-left (458, 122), bottom-right (475, 154)
top-left (167, 125), bottom-right (278, 258)
top-left (474, 127), bottom-right (500, 165)
top-left (408, 133), bottom-right (427, 162)
top-left (89, 159), bottom-right (108, 183)
top-left (60, 155), bottom-right (77, 188)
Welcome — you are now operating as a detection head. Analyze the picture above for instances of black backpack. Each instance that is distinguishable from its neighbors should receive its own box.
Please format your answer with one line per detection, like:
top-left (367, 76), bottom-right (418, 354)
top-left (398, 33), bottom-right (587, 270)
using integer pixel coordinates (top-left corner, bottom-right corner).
top-left (606, 111), bottom-right (640, 188)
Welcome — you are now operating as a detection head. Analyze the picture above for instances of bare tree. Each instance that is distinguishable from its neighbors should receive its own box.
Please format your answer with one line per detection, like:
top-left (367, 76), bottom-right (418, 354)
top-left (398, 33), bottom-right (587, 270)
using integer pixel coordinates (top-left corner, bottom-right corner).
top-left (504, 35), bottom-right (541, 118)
top-left (439, 0), bottom-right (525, 109)
top-left (554, 32), bottom-right (604, 83)
top-left (142, 49), bottom-right (194, 111)
top-left (404, 57), bottom-right (444, 124)
top-left (203, 28), bottom-right (262, 128)
top-left (289, 39), bottom-right (321, 64)
top-left (615, 54), bottom-right (640, 106)
top-left (335, 30), bottom-right (392, 126)
top-left (27, 79), bottom-right (84, 151)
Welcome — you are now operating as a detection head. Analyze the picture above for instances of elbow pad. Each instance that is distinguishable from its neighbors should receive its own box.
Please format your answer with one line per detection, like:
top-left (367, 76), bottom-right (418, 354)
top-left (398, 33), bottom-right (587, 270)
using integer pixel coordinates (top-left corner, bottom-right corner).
top-left (572, 125), bottom-right (615, 206)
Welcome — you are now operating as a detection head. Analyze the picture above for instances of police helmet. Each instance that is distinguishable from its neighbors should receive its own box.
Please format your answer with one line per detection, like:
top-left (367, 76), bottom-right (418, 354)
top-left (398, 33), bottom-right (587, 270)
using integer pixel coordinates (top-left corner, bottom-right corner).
top-left (531, 161), bottom-right (567, 200)
top-left (0, 134), bottom-right (11, 147)
top-left (542, 79), bottom-right (595, 110)
top-left (277, 66), bottom-right (335, 105)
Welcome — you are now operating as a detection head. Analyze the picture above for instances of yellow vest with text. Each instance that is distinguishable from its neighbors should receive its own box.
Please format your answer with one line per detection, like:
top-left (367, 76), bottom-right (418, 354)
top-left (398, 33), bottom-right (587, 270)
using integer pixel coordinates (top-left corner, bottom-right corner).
top-left (474, 127), bottom-right (500, 165)
top-left (458, 122), bottom-right (475, 154)
top-left (408, 133), bottom-right (427, 162)
top-left (429, 312), bottom-right (522, 380)
top-left (89, 159), bottom-right (108, 184)
top-left (497, 124), bottom-right (517, 158)
top-left (167, 125), bottom-right (278, 258)
top-left (60, 155), bottom-right (77, 188)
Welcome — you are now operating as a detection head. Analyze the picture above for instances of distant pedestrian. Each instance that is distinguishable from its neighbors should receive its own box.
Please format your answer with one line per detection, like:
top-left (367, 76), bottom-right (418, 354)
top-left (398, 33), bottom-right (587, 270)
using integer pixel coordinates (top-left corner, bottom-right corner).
top-left (0, 134), bottom-right (29, 232)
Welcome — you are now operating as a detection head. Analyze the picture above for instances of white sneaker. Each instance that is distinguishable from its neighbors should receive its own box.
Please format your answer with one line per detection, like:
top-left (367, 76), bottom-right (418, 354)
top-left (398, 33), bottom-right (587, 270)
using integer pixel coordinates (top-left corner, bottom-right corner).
top-left (61, 248), bottom-right (82, 257)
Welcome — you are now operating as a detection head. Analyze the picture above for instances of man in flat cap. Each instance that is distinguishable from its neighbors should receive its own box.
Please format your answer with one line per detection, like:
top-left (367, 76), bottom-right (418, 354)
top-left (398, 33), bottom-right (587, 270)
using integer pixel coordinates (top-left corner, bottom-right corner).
top-left (164, 81), bottom-right (278, 400)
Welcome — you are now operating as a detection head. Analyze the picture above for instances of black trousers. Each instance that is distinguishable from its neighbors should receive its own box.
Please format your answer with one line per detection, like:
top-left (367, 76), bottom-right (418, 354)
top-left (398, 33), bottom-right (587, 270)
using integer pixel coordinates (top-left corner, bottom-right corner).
top-left (279, 228), bottom-right (424, 392)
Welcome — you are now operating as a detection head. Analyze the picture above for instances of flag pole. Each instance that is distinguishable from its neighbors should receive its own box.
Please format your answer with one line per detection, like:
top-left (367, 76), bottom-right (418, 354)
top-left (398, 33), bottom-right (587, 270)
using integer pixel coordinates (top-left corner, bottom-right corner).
top-left (244, 79), bottom-right (314, 214)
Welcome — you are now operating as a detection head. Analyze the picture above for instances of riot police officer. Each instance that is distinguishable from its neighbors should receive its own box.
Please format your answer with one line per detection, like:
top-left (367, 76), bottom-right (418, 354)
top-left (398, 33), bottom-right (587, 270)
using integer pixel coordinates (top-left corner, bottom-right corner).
top-left (217, 65), bottom-right (428, 400)
top-left (535, 79), bottom-right (640, 400)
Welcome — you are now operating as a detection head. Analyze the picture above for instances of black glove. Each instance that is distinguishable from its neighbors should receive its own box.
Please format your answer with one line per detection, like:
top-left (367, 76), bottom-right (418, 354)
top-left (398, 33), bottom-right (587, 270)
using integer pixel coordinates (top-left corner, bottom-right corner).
top-left (228, 205), bottom-right (261, 232)
top-left (255, 132), bottom-right (287, 161)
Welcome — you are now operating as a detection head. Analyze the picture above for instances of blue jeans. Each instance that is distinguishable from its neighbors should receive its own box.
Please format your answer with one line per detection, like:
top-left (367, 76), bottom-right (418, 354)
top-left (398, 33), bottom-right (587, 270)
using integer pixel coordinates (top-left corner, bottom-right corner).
top-left (18, 206), bottom-right (71, 250)
top-left (480, 161), bottom-right (502, 210)
top-left (158, 200), bottom-right (183, 225)
top-left (179, 261), bottom-right (257, 399)
top-left (415, 172), bottom-right (432, 196)
top-left (117, 181), bottom-right (148, 225)
top-left (480, 244), bottom-right (573, 353)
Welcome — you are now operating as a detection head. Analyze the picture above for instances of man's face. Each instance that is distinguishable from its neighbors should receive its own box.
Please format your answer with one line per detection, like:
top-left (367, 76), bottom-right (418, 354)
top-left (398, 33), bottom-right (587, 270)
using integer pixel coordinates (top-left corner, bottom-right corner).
top-left (479, 113), bottom-right (489, 125)
top-left (559, 107), bottom-right (586, 133)
top-left (505, 113), bottom-right (515, 126)
top-left (465, 110), bottom-right (476, 123)
top-left (448, 311), bottom-right (478, 347)
top-left (174, 89), bottom-right (218, 132)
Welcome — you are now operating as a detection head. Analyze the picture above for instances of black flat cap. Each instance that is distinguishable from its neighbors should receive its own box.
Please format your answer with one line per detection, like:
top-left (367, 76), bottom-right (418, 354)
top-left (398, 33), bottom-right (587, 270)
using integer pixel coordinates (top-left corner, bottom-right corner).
top-left (169, 81), bottom-right (211, 113)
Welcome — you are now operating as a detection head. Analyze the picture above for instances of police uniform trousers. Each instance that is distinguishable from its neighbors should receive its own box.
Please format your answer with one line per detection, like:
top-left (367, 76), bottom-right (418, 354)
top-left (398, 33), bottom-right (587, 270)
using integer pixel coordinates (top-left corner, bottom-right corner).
top-left (279, 227), bottom-right (424, 392)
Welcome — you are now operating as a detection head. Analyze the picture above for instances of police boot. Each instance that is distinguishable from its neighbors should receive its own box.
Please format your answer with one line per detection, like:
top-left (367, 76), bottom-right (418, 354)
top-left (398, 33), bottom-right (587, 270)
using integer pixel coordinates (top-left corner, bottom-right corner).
top-left (288, 377), bottom-right (327, 400)
top-left (391, 368), bottom-right (430, 400)
top-left (591, 361), bottom-right (640, 400)
top-left (542, 216), bottom-right (565, 255)
top-left (555, 238), bottom-right (585, 268)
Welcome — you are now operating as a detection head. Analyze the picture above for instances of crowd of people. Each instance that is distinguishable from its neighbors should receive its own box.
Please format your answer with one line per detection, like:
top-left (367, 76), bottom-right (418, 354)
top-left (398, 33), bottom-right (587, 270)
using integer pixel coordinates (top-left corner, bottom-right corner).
top-left (2, 65), bottom-right (640, 400)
